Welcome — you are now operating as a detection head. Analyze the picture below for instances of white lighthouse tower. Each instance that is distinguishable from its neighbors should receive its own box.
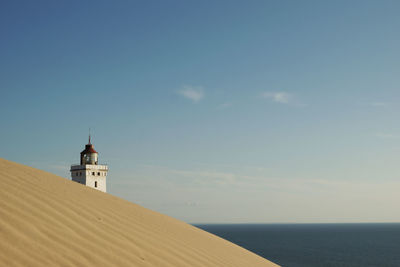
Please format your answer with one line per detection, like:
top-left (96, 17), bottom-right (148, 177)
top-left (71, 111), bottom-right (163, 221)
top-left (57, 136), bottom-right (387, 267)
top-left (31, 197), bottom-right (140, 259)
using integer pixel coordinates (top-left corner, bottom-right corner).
top-left (70, 135), bottom-right (108, 192)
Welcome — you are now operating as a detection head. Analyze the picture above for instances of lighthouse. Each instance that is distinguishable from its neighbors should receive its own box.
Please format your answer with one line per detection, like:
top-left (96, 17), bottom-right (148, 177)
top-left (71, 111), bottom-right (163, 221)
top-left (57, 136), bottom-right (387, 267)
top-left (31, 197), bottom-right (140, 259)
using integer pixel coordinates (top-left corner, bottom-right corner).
top-left (70, 135), bottom-right (108, 192)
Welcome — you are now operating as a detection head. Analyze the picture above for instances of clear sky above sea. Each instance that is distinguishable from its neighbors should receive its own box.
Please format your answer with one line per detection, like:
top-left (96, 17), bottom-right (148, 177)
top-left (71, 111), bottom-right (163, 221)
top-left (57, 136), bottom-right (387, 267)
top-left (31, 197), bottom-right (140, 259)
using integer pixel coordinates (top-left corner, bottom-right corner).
top-left (1, 0), bottom-right (400, 223)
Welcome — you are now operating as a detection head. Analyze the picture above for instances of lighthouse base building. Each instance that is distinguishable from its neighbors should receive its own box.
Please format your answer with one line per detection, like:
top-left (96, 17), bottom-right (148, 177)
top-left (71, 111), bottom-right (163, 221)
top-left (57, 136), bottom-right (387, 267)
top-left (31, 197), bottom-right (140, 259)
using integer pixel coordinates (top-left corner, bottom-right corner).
top-left (70, 136), bottom-right (108, 193)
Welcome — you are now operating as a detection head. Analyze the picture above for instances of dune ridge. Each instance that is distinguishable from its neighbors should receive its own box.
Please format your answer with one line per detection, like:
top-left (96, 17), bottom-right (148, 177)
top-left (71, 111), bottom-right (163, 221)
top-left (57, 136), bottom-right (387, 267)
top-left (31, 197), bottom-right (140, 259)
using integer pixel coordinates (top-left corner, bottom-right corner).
top-left (0, 158), bottom-right (277, 266)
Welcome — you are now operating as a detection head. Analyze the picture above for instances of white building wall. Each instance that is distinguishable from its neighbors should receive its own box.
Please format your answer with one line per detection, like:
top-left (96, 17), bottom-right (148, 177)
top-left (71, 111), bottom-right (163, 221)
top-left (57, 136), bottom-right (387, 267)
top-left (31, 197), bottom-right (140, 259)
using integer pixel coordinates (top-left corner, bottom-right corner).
top-left (86, 175), bottom-right (106, 192)
top-left (70, 164), bottom-right (108, 193)
top-left (71, 171), bottom-right (86, 185)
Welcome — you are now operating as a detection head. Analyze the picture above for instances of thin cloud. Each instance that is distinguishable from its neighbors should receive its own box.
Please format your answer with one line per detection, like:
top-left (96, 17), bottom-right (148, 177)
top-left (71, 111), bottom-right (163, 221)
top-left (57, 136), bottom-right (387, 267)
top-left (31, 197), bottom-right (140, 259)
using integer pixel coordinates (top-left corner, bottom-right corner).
top-left (217, 102), bottom-right (233, 109)
top-left (370, 102), bottom-right (389, 107)
top-left (262, 91), bottom-right (292, 104)
top-left (358, 102), bottom-right (390, 108)
top-left (178, 85), bottom-right (204, 102)
top-left (374, 133), bottom-right (400, 139)
top-left (169, 169), bottom-right (237, 186)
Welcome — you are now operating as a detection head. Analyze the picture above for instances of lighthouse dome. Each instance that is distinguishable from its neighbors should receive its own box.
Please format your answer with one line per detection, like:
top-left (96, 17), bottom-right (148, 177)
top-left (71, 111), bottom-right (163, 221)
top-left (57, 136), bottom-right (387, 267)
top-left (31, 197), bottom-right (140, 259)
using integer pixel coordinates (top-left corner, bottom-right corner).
top-left (80, 136), bottom-right (98, 165)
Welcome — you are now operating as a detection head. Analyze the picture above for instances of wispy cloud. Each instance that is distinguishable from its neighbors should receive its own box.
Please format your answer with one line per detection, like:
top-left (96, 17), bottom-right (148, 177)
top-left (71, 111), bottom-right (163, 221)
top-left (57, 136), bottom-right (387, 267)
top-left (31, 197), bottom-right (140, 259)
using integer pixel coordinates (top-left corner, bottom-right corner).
top-left (261, 91), bottom-right (292, 104)
top-left (370, 102), bottom-right (389, 107)
top-left (358, 102), bottom-right (390, 108)
top-left (27, 161), bottom-right (70, 178)
top-left (374, 133), bottom-right (400, 139)
top-left (47, 164), bottom-right (70, 171)
top-left (178, 85), bottom-right (204, 102)
top-left (169, 169), bottom-right (237, 186)
top-left (217, 102), bottom-right (233, 109)
top-left (111, 162), bottom-right (400, 223)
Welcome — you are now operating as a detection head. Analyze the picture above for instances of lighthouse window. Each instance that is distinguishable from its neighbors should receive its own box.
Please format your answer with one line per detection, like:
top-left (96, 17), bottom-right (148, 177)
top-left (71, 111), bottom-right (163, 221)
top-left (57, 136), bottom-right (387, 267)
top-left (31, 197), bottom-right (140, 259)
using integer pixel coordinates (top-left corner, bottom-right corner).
top-left (94, 181), bottom-right (97, 188)
top-left (97, 172), bottom-right (100, 176)
top-left (92, 172), bottom-right (95, 175)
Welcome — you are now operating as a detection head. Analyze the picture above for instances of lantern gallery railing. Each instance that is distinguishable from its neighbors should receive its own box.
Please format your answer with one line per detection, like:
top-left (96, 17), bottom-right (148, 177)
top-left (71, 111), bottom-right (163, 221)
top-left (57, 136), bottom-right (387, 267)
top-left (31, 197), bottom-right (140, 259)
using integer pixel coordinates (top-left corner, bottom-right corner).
top-left (70, 164), bottom-right (108, 171)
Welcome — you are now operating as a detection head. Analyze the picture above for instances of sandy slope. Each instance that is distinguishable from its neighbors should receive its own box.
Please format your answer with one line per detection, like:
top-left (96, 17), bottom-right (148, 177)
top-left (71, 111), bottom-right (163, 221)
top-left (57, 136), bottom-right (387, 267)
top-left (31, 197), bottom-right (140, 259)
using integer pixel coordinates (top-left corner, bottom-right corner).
top-left (0, 158), bottom-right (277, 267)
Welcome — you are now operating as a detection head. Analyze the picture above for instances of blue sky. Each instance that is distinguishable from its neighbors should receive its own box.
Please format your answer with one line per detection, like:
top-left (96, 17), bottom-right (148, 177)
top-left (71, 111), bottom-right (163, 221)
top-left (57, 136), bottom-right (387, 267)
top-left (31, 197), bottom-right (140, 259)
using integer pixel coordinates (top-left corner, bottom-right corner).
top-left (1, 1), bottom-right (400, 223)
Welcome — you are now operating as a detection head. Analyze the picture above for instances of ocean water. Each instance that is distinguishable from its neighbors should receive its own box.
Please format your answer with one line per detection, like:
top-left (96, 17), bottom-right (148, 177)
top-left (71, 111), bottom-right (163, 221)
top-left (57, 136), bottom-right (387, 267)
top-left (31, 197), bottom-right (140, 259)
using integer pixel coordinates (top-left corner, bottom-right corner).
top-left (196, 223), bottom-right (400, 267)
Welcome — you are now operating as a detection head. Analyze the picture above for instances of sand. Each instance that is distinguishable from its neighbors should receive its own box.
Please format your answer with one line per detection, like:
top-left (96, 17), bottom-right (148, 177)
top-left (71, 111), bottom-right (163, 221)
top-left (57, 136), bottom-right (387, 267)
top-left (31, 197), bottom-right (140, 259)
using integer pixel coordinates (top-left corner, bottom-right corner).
top-left (0, 158), bottom-right (277, 266)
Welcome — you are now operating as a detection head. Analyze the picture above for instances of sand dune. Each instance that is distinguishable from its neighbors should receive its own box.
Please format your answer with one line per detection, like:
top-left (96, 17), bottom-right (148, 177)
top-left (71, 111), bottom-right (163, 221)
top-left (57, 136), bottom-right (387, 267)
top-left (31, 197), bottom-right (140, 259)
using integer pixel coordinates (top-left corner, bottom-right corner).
top-left (0, 158), bottom-right (277, 266)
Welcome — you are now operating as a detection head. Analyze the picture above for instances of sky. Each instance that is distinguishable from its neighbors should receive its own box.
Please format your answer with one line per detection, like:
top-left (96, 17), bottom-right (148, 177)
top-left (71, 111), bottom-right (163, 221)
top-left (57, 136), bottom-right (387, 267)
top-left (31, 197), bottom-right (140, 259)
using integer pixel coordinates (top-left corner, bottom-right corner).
top-left (1, 0), bottom-right (400, 223)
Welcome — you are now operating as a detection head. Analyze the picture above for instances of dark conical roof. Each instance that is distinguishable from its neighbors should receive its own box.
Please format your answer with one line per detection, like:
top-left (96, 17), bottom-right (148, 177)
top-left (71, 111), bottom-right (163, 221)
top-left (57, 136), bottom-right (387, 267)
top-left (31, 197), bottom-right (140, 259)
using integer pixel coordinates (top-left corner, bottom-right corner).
top-left (81, 144), bottom-right (98, 154)
top-left (81, 133), bottom-right (98, 154)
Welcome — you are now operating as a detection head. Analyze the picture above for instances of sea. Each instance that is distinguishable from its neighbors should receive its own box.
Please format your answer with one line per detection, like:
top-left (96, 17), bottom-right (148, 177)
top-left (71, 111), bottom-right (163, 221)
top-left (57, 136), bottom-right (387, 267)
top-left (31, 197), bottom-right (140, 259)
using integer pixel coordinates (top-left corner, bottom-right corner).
top-left (195, 223), bottom-right (400, 267)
